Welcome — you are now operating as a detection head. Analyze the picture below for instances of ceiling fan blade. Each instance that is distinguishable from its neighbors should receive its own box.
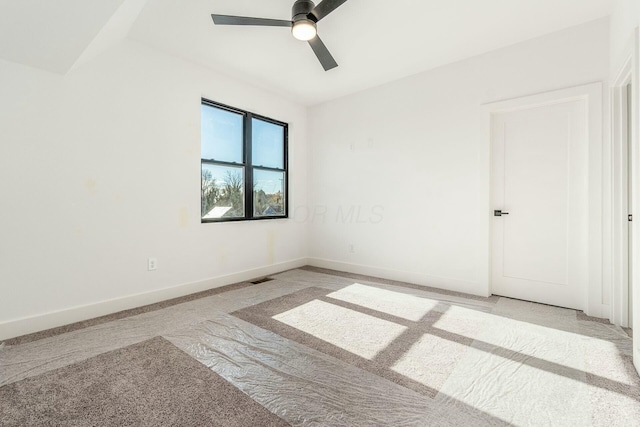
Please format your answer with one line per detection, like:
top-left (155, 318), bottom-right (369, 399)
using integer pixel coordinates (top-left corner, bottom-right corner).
top-left (308, 35), bottom-right (338, 71)
top-left (309, 0), bottom-right (347, 22)
top-left (211, 14), bottom-right (292, 27)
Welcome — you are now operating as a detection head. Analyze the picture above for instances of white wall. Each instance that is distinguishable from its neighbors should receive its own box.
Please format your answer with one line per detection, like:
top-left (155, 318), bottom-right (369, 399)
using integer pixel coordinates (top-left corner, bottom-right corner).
top-left (0, 16), bottom-right (619, 341)
top-left (0, 40), bottom-right (309, 339)
top-left (308, 19), bottom-right (610, 302)
top-left (610, 0), bottom-right (640, 74)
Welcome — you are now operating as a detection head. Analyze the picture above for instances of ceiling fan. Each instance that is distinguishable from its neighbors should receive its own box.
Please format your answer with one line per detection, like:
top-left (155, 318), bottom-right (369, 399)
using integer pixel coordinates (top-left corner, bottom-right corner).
top-left (211, 0), bottom-right (347, 71)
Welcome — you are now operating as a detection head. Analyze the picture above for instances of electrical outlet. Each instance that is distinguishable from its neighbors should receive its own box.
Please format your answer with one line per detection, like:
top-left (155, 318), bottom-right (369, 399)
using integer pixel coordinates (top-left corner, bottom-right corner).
top-left (349, 244), bottom-right (355, 254)
top-left (148, 257), bottom-right (158, 271)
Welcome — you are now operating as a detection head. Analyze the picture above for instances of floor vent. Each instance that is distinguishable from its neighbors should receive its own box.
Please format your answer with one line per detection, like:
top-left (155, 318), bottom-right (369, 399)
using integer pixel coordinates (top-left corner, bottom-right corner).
top-left (250, 277), bottom-right (274, 285)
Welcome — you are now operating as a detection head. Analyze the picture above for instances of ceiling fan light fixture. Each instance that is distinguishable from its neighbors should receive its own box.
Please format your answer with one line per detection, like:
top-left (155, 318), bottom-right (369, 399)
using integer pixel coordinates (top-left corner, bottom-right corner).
top-left (211, 0), bottom-right (345, 70)
top-left (292, 19), bottom-right (317, 41)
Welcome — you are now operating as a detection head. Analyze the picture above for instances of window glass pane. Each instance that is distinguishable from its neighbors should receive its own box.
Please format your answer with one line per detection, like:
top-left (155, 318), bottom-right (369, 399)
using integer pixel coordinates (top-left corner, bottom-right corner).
top-left (201, 164), bottom-right (245, 219)
top-left (254, 169), bottom-right (285, 217)
top-left (201, 104), bottom-right (243, 163)
top-left (252, 118), bottom-right (284, 169)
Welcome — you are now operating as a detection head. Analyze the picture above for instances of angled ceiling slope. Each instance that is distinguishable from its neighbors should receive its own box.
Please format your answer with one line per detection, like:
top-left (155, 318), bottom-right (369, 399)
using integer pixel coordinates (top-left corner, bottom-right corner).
top-left (0, 0), bottom-right (147, 74)
top-left (0, 0), bottom-right (614, 104)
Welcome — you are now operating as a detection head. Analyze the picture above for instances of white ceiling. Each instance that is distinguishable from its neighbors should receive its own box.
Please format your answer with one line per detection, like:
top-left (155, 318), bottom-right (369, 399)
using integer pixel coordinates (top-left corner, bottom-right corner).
top-left (0, 0), bottom-right (125, 73)
top-left (128, 0), bottom-right (613, 106)
top-left (0, 0), bottom-right (614, 105)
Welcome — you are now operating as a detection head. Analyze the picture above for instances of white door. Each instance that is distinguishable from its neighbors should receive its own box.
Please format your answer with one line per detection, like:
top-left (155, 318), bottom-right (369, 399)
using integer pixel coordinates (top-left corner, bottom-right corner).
top-left (491, 99), bottom-right (589, 310)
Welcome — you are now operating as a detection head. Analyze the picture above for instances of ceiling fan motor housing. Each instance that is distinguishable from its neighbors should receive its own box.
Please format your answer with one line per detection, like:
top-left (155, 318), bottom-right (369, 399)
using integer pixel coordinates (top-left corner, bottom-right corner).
top-left (292, 0), bottom-right (316, 22)
top-left (211, 0), bottom-right (342, 71)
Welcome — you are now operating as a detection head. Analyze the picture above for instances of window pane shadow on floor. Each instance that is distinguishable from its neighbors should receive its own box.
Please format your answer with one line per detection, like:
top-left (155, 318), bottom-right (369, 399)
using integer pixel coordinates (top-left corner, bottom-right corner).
top-left (298, 266), bottom-right (633, 348)
top-left (166, 314), bottom-right (512, 427)
top-left (231, 284), bottom-right (640, 414)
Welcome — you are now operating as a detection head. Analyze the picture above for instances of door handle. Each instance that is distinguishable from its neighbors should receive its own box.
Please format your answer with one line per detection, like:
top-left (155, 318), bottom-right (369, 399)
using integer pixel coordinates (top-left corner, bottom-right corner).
top-left (494, 210), bottom-right (509, 217)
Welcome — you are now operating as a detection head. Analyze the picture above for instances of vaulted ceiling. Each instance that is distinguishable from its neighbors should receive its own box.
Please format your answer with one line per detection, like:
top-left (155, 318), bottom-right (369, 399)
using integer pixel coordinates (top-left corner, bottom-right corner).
top-left (0, 0), bottom-right (614, 105)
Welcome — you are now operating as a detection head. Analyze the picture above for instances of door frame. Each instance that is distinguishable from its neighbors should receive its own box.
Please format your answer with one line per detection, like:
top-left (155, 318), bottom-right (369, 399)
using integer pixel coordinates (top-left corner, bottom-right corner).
top-left (483, 82), bottom-right (603, 315)
top-left (611, 51), bottom-right (635, 328)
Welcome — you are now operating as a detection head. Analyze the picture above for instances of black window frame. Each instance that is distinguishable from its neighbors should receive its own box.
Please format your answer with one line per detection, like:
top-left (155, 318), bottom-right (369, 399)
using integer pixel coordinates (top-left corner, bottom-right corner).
top-left (201, 98), bottom-right (289, 223)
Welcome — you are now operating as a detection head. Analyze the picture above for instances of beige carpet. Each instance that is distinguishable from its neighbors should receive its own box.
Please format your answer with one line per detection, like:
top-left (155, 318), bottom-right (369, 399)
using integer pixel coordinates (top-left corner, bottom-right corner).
top-left (0, 336), bottom-right (289, 427)
top-left (1, 268), bottom-right (638, 426)
top-left (232, 286), bottom-right (477, 398)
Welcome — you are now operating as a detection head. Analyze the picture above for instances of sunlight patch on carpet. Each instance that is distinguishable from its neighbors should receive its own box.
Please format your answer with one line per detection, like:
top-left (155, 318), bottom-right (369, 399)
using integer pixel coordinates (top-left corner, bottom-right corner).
top-left (327, 283), bottom-right (440, 321)
top-left (272, 299), bottom-right (407, 360)
top-left (391, 334), bottom-right (469, 390)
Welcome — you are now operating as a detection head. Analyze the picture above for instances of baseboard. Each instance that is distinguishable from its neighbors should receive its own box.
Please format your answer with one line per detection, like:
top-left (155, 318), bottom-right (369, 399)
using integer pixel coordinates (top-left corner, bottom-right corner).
top-left (0, 258), bottom-right (308, 341)
top-left (307, 257), bottom-right (489, 297)
top-left (584, 303), bottom-right (611, 320)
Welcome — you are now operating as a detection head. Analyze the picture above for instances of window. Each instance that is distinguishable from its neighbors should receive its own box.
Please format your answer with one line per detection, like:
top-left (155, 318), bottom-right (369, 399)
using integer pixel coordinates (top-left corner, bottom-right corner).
top-left (201, 99), bottom-right (288, 222)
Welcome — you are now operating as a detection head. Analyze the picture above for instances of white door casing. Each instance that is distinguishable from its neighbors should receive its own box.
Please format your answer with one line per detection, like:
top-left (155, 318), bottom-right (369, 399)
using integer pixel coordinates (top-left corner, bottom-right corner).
top-left (627, 82), bottom-right (634, 328)
top-left (490, 99), bottom-right (589, 310)
top-left (610, 55), bottom-right (638, 327)
top-left (610, 30), bottom-right (639, 376)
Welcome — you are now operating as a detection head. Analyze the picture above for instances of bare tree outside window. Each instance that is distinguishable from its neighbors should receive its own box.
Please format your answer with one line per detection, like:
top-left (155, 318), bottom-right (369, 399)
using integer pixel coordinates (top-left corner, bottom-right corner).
top-left (201, 99), bottom-right (287, 222)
